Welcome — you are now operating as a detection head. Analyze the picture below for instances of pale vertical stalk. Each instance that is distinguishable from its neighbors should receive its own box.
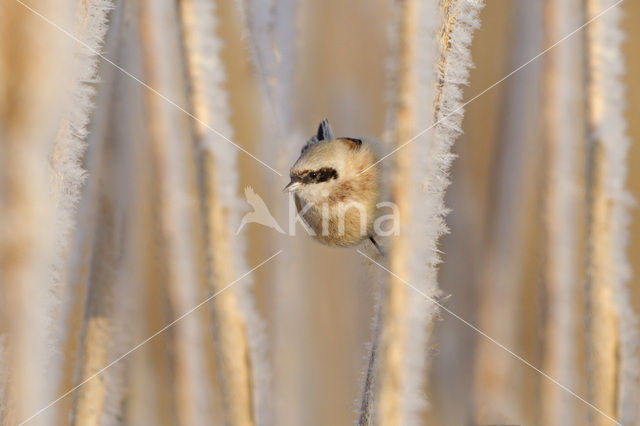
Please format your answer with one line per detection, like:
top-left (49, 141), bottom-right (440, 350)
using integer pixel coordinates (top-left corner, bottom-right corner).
top-left (357, 3), bottom-right (402, 423)
top-left (377, 1), bottom-right (482, 424)
top-left (235, 1), bottom-right (298, 425)
top-left (70, 33), bottom-right (135, 422)
top-left (178, 0), bottom-right (266, 424)
top-left (585, 90), bottom-right (619, 426)
top-left (125, 97), bottom-right (180, 425)
top-left (0, 336), bottom-right (6, 421)
top-left (101, 111), bottom-right (149, 426)
top-left (0, 1), bottom-right (73, 424)
top-left (357, 282), bottom-right (384, 426)
top-left (138, 0), bottom-right (215, 424)
top-left (585, 0), bottom-right (639, 424)
top-left (72, 314), bottom-right (111, 426)
top-left (50, 0), bottom-right (113, 326)
top-left (126, 179), bottom-right (179, 426)
top-left (429, 1), bottom-right (517, 419)
top-left (66, 3), bottom-right (125, 422)
top-left (70, 107), bottom-right (141, 424)
top-left (472, 2), bottom-right (544, 423)
top-left (233, 0), bottom-right (293, 137)
top-left (73, 4), bottom-right (149, 422)
top-left (51, 2), bottom-right (116, 423)
top-left (378, 1), bottom-right (422, 422)
top-left (68, 135), bottom-right (111, 426)
top-left (541, 0), bottom-right (587, 424)
top-left (117, 38), bottom-right (183, 419)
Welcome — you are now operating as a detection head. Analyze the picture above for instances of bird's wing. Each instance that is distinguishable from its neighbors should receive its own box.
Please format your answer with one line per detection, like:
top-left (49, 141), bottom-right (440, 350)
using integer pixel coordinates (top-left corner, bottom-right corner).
top-left (301, 118), bottom-right (334, 154)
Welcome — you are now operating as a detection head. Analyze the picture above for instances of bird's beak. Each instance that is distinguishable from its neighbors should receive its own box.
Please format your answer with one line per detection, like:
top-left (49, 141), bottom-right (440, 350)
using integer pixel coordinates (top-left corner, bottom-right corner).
top-left (283, 180), bottom-right (301, 193)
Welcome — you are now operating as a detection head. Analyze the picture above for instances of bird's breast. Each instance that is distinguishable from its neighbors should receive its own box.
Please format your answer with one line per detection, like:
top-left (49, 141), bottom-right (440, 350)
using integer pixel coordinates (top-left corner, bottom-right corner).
top-left (294, 193), bottom-right (378, 247)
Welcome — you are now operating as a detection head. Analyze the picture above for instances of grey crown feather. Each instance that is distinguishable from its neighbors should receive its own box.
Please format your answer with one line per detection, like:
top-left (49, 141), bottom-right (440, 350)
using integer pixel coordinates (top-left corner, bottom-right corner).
top-left (301, 118), bottom-right (334, 154)
top-left (300, 118), bottom-right (363, 154)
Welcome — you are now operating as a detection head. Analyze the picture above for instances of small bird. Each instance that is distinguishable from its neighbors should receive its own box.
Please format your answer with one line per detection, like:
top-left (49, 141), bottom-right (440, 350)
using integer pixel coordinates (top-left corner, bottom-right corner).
top-left (237, 186), bottom-right (285, 235)
top-left (283, 119), bottom-right (382, 253)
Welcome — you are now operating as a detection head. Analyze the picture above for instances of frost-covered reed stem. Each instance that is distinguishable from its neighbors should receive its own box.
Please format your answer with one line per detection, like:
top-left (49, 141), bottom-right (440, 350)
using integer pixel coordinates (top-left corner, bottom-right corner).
top-left (376, 1), bottom-right (482, 424)
top-left (178, 0), bottom-right (267, 424)
top-left (357, 282), bottom-right (384, 426)
top-left (234, 0), bottom-right (298, 424)
top-left (0, 2), bottom-right (73, 424)
top-left (471, 1), bottom-right (544, 422)
top-left (46, 2), bottom-right (113, 422)
top-left (585, 0), bottom-right (639, 424)
top-left (50, 0), bottom-right (113, 326)
top-left (69, 109), bottom-right (121, 426)
top-left (541, 1), bottom-right (587, 424)
top-left (69, 64), bottom-right (122, 426)
top-left (69, 4), bottom-right (141, 424)
top-left (139, 1), bottom-right (215, 424)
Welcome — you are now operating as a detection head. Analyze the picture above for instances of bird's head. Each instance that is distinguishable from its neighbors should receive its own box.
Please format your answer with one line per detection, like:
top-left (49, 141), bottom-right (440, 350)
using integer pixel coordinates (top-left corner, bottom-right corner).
top-left (283, 137), bottom-right (362, 203)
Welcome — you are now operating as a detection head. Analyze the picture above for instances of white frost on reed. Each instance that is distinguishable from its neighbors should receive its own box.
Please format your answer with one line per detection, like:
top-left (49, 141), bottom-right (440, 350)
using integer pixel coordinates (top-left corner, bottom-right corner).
top-left (59, 3), bottom-right (125, 423)
top-left (68, 12), bottom-right (139, 418)
top-left (377, 1), bottom-right (483, 424)
top-left (179, 0), bottom-right (269, 424)
top-left (407, 0), bottom-right (484, 420)
top-left (47, 0), bottom-right (113, 404)
top-left (424, 0), bottom-right (484, 289)
top-left (50, 0), bottom-right (113, 303)
top-left (586, 0), bottom-right (639, 423)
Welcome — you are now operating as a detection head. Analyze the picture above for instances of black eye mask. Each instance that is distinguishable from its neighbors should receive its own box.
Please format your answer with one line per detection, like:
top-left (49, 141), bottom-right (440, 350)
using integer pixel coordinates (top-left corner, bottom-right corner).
top-left (302, 167), bottom-right (338, 184)
top-left (316, 168), bottom-right (338, 183)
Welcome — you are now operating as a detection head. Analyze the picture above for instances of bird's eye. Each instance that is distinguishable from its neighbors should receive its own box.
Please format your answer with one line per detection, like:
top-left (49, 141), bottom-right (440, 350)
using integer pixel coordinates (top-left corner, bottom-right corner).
top-left (309, 172), bottom-right (317, 180)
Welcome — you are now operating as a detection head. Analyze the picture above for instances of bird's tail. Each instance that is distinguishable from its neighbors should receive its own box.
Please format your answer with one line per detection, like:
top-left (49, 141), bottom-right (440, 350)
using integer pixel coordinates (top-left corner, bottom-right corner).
top-left (369, 236), bottom-right (384, 256)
